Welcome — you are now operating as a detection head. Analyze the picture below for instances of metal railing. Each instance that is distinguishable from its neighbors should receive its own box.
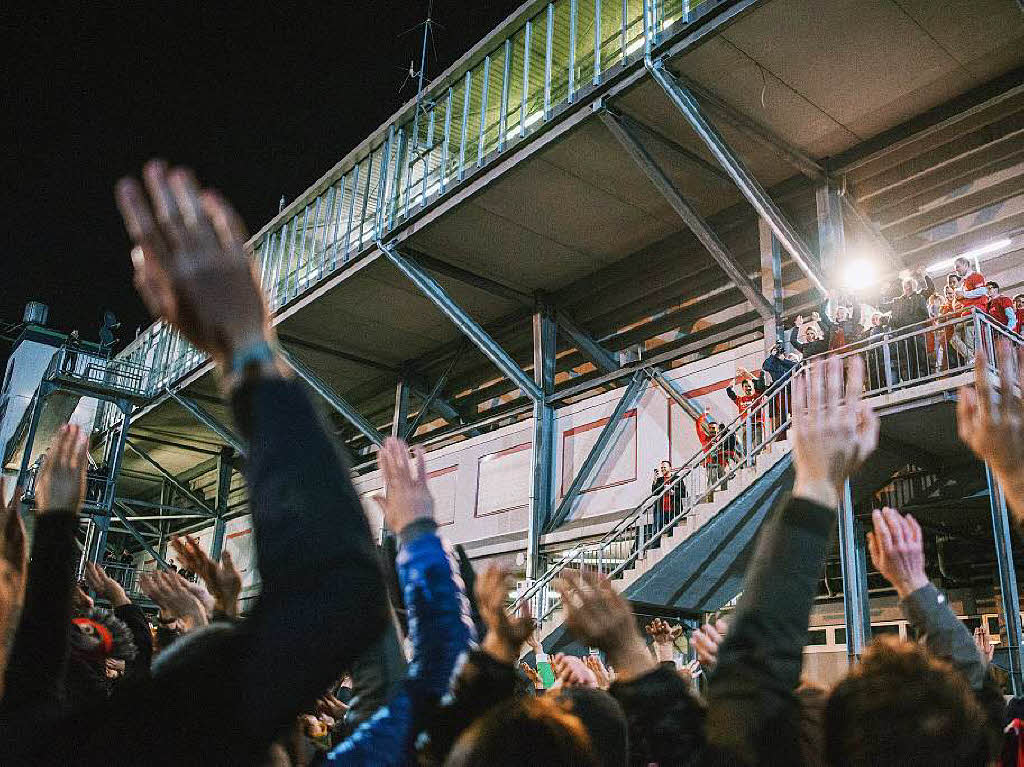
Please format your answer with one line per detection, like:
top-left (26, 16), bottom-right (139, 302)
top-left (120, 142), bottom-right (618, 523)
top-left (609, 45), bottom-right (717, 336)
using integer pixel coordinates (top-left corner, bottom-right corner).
top-left (23, 464), bottom-right (114, 510)
top-left (108, 0), bottom-right (716, 396)
top-left (46, 346), bottom-right (152, 399)
top-left (512, 310), bottom-right (1024, 627)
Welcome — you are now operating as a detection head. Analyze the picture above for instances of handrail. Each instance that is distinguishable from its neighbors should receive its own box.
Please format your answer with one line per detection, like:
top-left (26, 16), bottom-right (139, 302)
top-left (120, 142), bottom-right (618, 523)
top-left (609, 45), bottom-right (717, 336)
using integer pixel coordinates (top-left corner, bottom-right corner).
top-left (512, 309), bottom-right (1023, 625)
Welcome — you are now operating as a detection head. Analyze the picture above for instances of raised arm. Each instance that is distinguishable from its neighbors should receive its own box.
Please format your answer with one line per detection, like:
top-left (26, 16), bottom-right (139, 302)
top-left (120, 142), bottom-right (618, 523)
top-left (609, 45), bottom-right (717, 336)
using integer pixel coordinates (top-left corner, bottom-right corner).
top-left (1, 425), bottom-right (88, 716)
top-left (867, 508), bottom-right (985, 689)
top-left (326, 438), bottom-right (474, 765)
top-left (703, 357), bottom-right (879, 765)
top-left (958, 343), bottom-right (1024, 521)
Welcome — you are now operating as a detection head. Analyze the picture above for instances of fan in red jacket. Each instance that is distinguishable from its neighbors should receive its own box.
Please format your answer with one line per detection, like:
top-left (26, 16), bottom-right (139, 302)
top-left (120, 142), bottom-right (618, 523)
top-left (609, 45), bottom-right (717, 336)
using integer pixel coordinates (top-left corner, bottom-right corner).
top-left (986, 281), bottom-right (1018, 330)
top-left (954, 257), bottom-right (988, 313)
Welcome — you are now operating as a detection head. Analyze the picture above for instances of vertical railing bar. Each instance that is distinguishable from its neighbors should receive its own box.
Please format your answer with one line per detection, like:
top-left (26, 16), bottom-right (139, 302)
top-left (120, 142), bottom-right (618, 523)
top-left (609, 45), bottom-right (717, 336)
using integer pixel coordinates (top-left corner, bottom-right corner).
top-left (423, 104), bottom-right (437, 203)
top-left (543, 4), bottom-right (554, 119)
top-left (375, 127), bottom-right (394, 240)
top-left (310, 194), bottom-right (324, 282)
top-left (440, 87), bottom-right (454, 192)
top-left (593, 0), bottom-right (602, 84)
top-left (344, 164), bottom-right (360, 260)
top-left (499, 39), bottom-right (512, 152)
top-left (568, 0), bottom-right (577, 103)
top-left (358, 151), bottom-right (374, 251)
top-left (330, 176), bottom-right (346, 270)
top-left (293, 203), bottom-right (310, 299)
top-left (283, 212), bottom-right (299, 305)
top-left (458, 70), bottom-right (472, 181)
top-left (478, 55), bottom-right (491, 165)
top-left (388, 127), bottom-right (405, 231)
top-left (521, 19), bottom-right (532, 138)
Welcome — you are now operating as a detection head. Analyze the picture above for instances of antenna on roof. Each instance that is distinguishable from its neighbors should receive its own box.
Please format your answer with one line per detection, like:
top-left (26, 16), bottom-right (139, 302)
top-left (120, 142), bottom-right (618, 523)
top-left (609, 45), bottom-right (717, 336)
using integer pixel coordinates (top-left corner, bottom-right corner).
top-left (399, 0), bottom-right (442, 150)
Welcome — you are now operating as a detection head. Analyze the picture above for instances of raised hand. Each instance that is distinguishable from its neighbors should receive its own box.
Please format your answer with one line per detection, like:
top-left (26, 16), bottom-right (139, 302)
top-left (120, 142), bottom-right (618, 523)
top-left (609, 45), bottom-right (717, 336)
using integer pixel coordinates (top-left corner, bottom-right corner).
top-left (519, 661), bottom-right (543, 689)
top-left (645, 617), bottom-right (681, 663)
top-left (84, 561), bottom-right (130, 608)
top-left (791, 356), bottom-right (878, 508)
top-left (691, 618), bottom-right (728, 670)
top-left (35, 424), bottom-right (89, 514)
top-left (958, 342), bottom-right (1024, 519)
top-left (866, 508), bottom-right (928, 599)
top-left (476, 565), bottom-right (534, 664)
top-left (553, 570), bottom-right (653, 682)
top-left (316, 693), bottom-right (349, 721)
top-left (552, 653), bottom-right (598, 689)
top-left (140, 570), bottom-right (209, 633)
top-left (115, 161), bottom-right (277, 374)
top-left (583, 654), bottom-right (612, 689)
top-left (372, 437), bottom-right (435, 535)
top-left (170, 534), bottom-right (242, 617)
top-left (0, 479), bottom-right (27, 624)
top-left (974, 626), bottom-right (995, 664)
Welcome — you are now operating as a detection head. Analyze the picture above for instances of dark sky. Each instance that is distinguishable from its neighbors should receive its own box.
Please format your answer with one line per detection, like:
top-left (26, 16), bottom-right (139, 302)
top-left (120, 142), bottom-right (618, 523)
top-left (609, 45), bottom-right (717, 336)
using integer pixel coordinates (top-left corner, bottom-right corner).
top-left (2, 1), bottom-right (520, 348)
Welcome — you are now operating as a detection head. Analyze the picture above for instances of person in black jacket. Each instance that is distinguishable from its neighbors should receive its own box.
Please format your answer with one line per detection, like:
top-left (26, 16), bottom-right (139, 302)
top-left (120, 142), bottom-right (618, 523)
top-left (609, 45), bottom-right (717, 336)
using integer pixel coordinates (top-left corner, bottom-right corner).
top-left (880, 270), bottom-right (935, 383)
top-left (1, 162), bottom-right (390, 765)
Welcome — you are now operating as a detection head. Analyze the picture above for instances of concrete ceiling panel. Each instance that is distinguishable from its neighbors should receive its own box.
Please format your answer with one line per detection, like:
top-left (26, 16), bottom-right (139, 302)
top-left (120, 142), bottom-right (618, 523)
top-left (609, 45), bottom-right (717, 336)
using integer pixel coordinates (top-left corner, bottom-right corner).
top-left (720, 0), bottom-right (958, 131)
top-left (893, 0), bottom-right (1024, 66)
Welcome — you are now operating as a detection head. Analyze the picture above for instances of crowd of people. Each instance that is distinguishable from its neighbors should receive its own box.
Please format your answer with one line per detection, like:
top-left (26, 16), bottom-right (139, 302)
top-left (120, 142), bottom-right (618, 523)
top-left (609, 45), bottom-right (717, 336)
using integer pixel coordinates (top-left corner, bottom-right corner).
top-left (0, 161), bottom-right (1023, 765)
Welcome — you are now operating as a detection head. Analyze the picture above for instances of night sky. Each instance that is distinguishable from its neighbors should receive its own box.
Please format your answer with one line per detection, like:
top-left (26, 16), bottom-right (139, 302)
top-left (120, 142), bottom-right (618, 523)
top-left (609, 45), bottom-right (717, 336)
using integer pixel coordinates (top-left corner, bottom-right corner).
top-left (2, 1), bottom-right (520, 350)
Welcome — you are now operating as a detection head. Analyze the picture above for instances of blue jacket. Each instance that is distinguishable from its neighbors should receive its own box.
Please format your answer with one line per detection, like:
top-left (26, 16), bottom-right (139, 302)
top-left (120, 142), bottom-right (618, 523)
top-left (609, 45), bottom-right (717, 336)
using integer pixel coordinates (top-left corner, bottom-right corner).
top-left (326, 521), bottom-right (475, 765)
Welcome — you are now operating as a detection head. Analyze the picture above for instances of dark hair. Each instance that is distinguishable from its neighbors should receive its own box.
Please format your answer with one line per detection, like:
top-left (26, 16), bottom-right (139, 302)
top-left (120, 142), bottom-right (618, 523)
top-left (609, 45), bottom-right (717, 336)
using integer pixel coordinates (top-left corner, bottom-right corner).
top-left (986, 281), bottom-right (999, 291)
top-left (445, 696), bottom-right (600, 767)
top-left (947, 273), bottom-right (959, 285)
top-left (825, 637), bottom-right (991, 767)
top-left (1015, 294), bottom-right (1024, 303)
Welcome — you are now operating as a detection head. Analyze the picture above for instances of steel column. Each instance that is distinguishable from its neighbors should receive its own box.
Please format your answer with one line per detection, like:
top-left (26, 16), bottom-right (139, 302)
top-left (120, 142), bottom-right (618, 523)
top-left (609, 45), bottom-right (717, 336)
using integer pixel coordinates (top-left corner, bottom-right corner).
top-left (280, 349), bottom-right (385, 447)
top-left (758, 218), bottom-right (785, 351)
top-left (392, 378), bottom-right (411, 439)
top-left (546, 370), bottom-right (648, 531)
top-left (379, 243), bottom-right (543, 401)
top-left (838, 479), bottom-right (868, 662)
top-left (816, 181), bottom-right (846, 286)
top-left (602, 110), bottom-right (775, 318)
top-left (642, 52), bottom-right (826, 295)
top-left (528, 297), bottom-right (557, 578)
top-left (89, 513), bottom-right (111, 564)
top-left (210, 446), bottom-right (233, 561)
top-left (987, 463), bottom-right (1024, 695)
top-left (166, 388), bottom-right (247, 456)
top-left (15, 384), bottom-right (49, 490)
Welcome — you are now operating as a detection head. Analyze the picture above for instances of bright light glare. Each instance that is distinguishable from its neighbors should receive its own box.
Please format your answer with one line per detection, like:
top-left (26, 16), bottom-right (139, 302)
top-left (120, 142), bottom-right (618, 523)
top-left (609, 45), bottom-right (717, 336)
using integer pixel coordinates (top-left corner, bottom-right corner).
top-left (841, 259), bottom-right (877, 292)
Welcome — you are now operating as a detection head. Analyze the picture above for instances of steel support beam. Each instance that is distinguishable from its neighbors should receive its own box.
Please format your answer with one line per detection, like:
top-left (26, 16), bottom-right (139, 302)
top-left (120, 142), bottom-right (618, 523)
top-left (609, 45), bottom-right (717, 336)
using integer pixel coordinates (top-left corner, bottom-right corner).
top-left (840, 196), bottom-right (901, 268)
top-left (392, 378), bottom-right (411, 439)
top-left (644, 58), bottom-right (827, 296)
top-left (987, 464), bottom-right (1024, 695)
top-left (650, 369), bottom-right (703, 420)
top-left (816, 181), bottom-right (846, 286)
top-left (280, 348), bottom-right (385, 447)
top-left (166, 388), bottom-right (247, 456)
top-left (838, 479), bottom-right (869, 663)
top-left (210, 446), bottom-right (233, 561)
top-left (113, 501), bottom-right (170, 568)
top-left (528, 298), bottom-right (557, 578)
top-left (556, 309), bottom-right (620, 373)
top-left (88, 513), bottom-right (111, 565)
top-left (125, 440), bottom-right (216, 516)
top-left (278, 334), bottom-right (399, 374)
top-left (673, 75), bottom-right (826, 183)
top-left (602, 109), bottom-right (775, 320)
top-left (402, 248), bottom-right (533, 306)
top-left (758, 219), bottom-right (785, 351)
top-left (125, 433), bottom-right (221, 455)
top-left (380, 241), bottom-right (543, 402)
top-left (546, 371), bottom-right (649, 531)
top-left (610, 110), bottom-right (734, 186)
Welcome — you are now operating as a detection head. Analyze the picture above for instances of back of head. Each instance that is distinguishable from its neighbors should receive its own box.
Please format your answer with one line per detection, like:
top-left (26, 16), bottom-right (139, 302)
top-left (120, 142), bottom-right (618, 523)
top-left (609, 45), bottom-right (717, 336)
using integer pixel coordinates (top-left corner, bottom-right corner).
top-left (445, 695), bottom-right (600, 767)
top-left (825, 636), bottom-right (990, 767)
top-left (555, 687), bottom-right (628, 767)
